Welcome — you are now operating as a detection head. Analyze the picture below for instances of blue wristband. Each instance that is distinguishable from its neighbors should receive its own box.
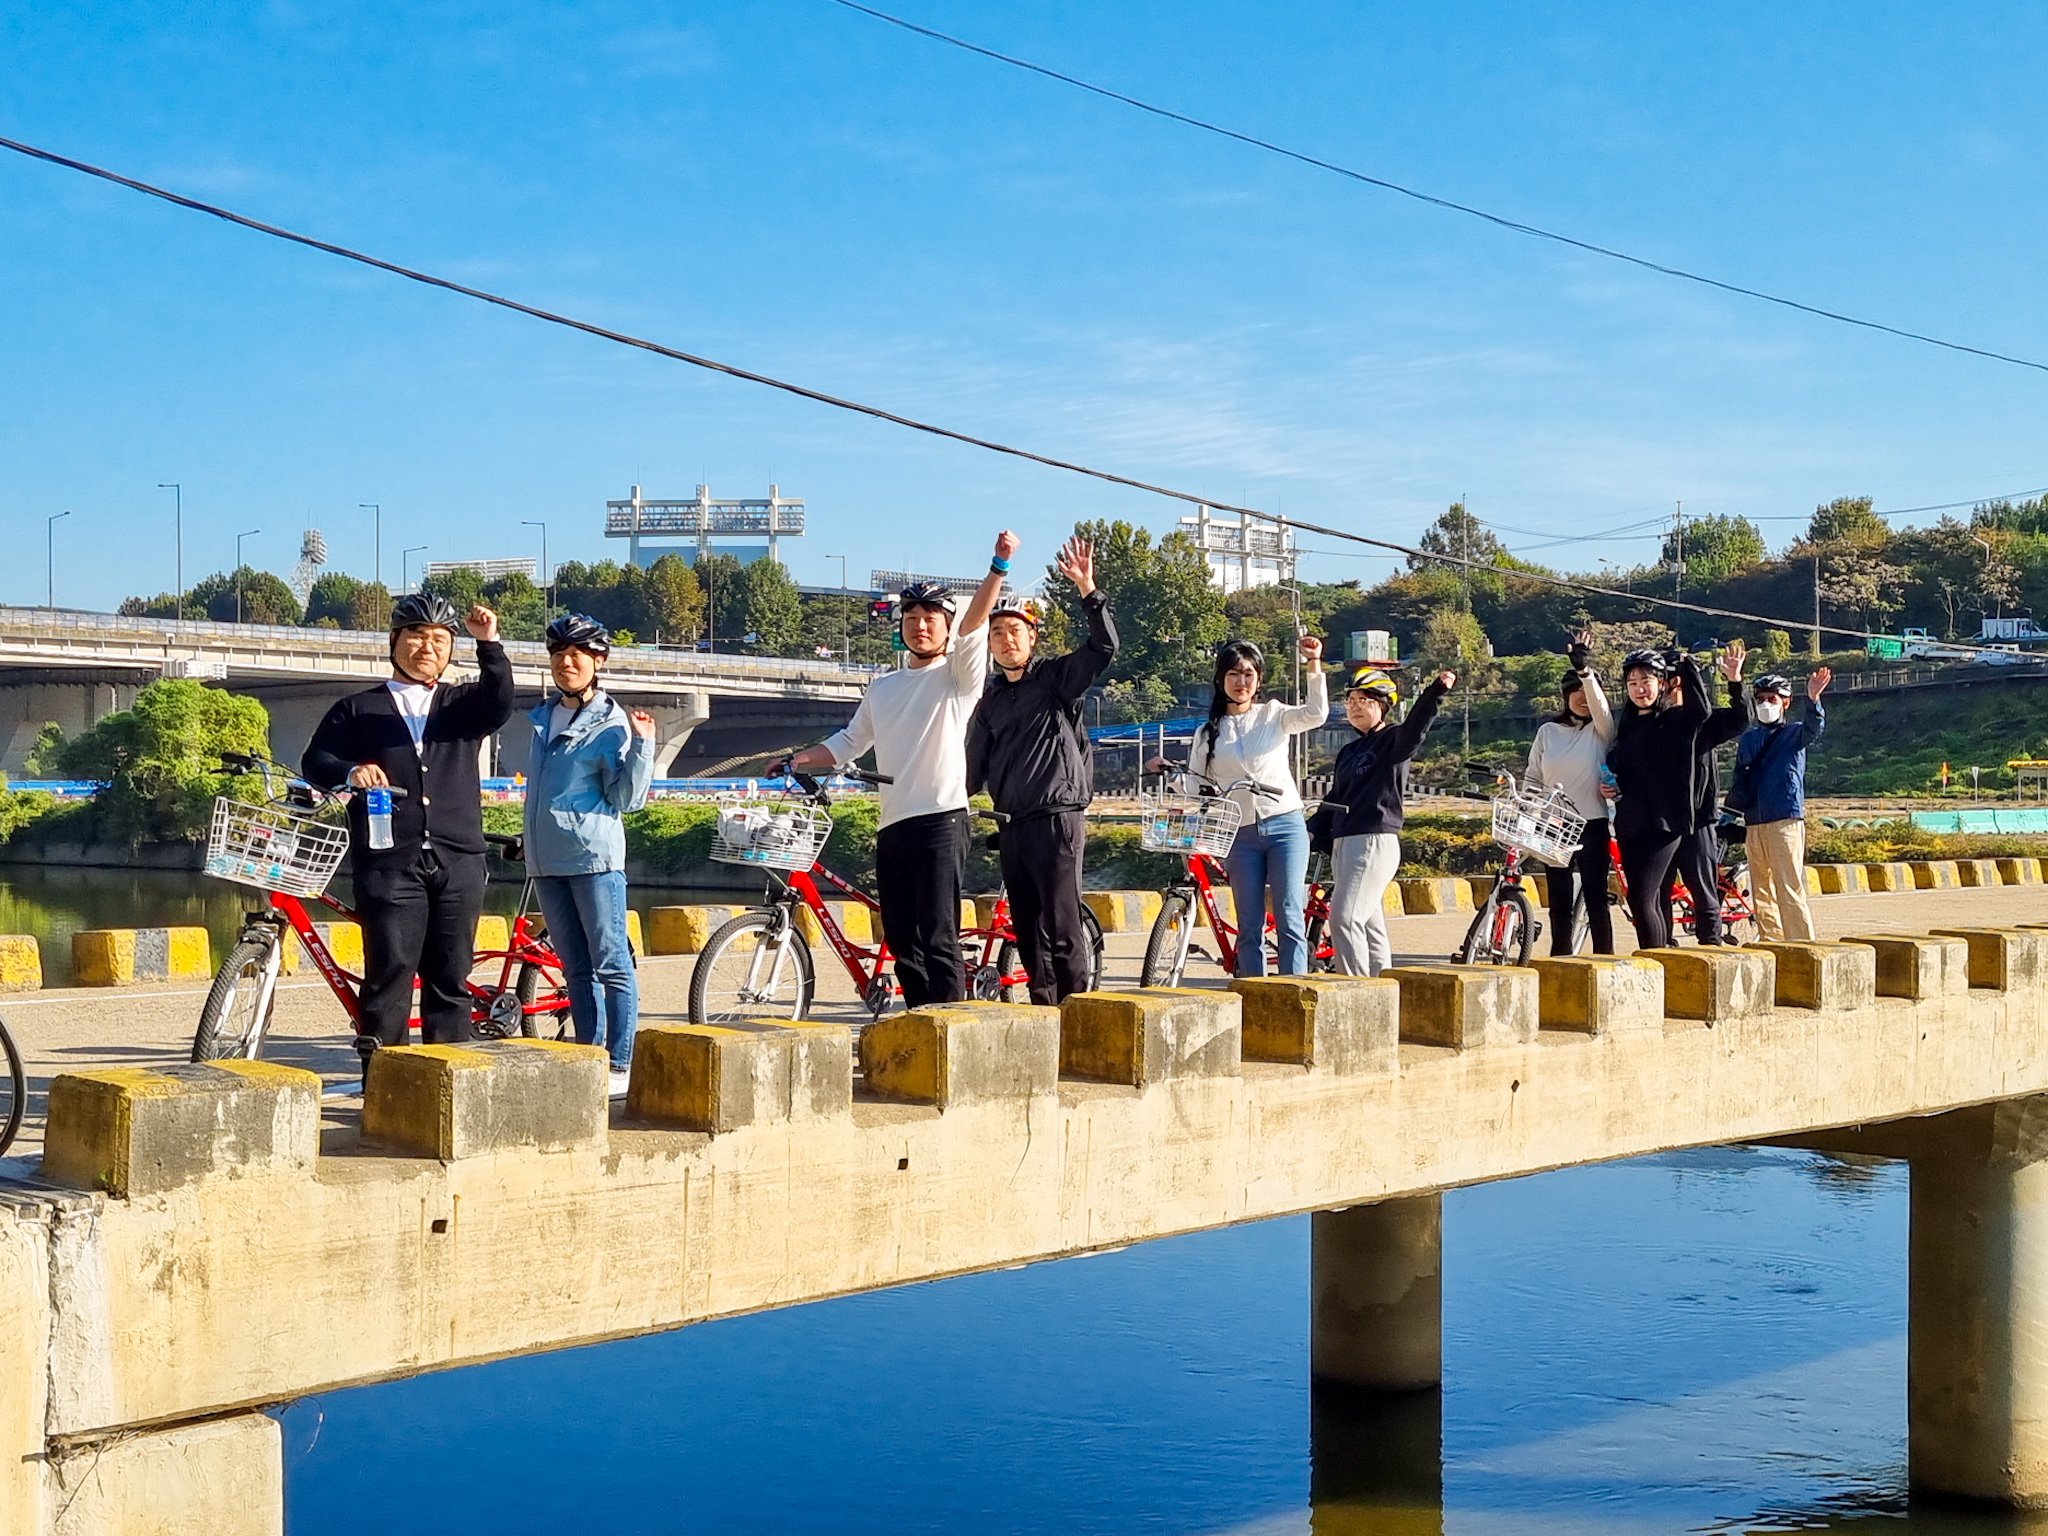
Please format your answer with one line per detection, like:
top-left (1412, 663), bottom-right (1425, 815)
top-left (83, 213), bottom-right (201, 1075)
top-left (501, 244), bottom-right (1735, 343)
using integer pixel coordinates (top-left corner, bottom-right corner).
top-left (990, 556), bottom-right (1010, 574)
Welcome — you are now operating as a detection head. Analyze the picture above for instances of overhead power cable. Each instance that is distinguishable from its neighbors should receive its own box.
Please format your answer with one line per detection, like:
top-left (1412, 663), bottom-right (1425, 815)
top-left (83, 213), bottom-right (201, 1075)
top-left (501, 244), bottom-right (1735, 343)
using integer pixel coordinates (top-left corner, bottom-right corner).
top-left (826, 0), bottom-right (2048, 378)
top-left (0, 133), bottom-right (1889, 642)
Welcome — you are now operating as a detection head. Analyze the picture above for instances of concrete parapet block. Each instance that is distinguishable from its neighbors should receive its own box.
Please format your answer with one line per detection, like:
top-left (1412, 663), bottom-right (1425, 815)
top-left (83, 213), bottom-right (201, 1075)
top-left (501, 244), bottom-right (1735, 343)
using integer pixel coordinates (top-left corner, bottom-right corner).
top-left (858, 1002), bottom-right (1059, 1107)
top-left (1957, 859), bottom-right (2004, 888)
top-left (1999, 857), bottom-right (2044, 885)
top-left (1929, 928), bottom-right (2048, 992)
top-left (794, 899), bottom-right (872, 947)
top-left (1466, 876), bottom-right (1497, 905)
top-left (1842, 933), bottom-right (1969, 1000)
top-left (1228, 976), bottom-right (1399, 1073)
top-left (70, 926), bottom-right (212, 986)
top-left (628, 1020), bottom-right (852, 1132)
top-left (1863, 862), bottom-right (1916, 893)
top-left (645, 905), bottom-right (743, 955)
top-left (1530, 956), bottom-right (1664, 1033)
top-left (363, 1040), bottom-right (608, 1159)
top-left (473, 913), bottom-right (510, 952)
top-left (1816, 863), bottom-right (1870, 895)
top-left (42, 1060), bottom-right (321, 1197)
top-left (0, 934), bottom-right (40, 991)
top-left (626, 908), bottom-right (643, 959)
top-left (1385, 965), bottom-right (1539, 1049)
top-left (283, 921), bottom-right (363, 976)
top-left (1750, 941), bottom-right (1877, 1011)
top-left (1082, 890), bottom-right (1164, 933)
top-left (1059, 988), bottom-right (1242, 1085)
top-left (1910, 860), bottom-right (1962, 891)
top-left (1638, 946), bottom-right (1776, 1022)
top-left (1803, 865), bottom-right (1826, 897)
top-left (45, 1412), bottom-right (282, 1536)
top-left (1396, 878), bottom-right (1473, 916)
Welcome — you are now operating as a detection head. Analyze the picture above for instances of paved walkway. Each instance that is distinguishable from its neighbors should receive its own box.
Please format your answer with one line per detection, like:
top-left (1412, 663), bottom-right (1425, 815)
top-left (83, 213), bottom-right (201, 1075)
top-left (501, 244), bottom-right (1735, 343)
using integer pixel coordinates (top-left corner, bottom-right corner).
top-left (3, 882), bottom-right (2043, 1160)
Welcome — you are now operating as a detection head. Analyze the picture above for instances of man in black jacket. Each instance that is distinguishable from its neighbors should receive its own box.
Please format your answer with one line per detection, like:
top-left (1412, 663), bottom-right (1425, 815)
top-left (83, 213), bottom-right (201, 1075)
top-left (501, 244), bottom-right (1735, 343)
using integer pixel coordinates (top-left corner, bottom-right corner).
top-left (965, 536), bottom-right (1117, 1003)
top-left (304, 593), bottom-right (513, 1062)
top-left (1664, 639), bottom-right (1750, 944)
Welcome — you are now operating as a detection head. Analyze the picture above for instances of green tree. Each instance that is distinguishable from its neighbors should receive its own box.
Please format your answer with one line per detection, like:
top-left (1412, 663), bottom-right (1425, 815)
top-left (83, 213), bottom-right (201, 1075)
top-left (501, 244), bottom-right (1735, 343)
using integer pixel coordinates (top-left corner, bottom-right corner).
top-left (421, 567), bottom-right (487, 617)
top-left (1807, 496), bottom-right (1888, 549)
top-left (1759, 629), bottom-right (1794, 668)
top-left (1663, 514), bottom-right (1766, 588)
top-left (54, 679), bottom-right (270, 843)
top-left (349, 580), bottom-right (393, 632)
top-left (1411, 503), bottom-right (1507, 601)
top-left (642, 554), bottom-right (704, 645)
top-left (739, 559), bottom-right (804, 653)
top-left (695, 553), bottom-right (747, 645)
top-left (304, 572), bottom-right (364, 627)
top-left (24, 724), bottom-right (65, 776)
top-left (479, 572), bottom-right (546, 640)
top-left (1043, 520), bottom-right (1225, 692)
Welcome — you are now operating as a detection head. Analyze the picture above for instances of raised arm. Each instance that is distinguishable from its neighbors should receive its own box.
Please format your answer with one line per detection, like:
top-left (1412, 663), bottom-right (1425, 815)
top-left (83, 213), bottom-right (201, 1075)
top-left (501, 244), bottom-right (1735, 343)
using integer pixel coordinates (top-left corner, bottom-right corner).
top-left (1675, 653), bottom-right (1712, 727)
top-left (1043, 537), bottom-right (1119, 701)
top-left (1389, 674), bottom-right (1453, 762)
top-left (957, 530), bottom-right (1018, 638)
top-left (1278, 637), bottom-right (1330, 733)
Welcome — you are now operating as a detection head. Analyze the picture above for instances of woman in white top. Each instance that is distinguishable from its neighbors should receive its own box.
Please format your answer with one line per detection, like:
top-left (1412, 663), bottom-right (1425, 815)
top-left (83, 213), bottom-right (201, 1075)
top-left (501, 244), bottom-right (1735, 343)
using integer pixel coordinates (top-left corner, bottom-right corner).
top-left (1185, 636), bottom-right (1329, 976)
top-left (1524, 631), bottom-right (1616, 954)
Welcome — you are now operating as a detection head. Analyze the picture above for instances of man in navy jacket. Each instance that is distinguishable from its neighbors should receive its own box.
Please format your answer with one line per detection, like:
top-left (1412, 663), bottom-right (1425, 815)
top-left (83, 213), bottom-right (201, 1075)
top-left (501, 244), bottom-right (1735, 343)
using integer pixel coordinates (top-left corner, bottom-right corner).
top-left (1735, 666), bottom-right (1829, 941)
top-left (304, 593), bottom-right (513, 1063)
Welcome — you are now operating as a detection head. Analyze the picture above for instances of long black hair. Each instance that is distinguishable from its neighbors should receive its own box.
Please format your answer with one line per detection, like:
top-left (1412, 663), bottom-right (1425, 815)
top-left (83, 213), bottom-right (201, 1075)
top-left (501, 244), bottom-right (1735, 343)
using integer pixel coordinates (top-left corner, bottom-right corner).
top-left (1549, 668), bottom-right (1587, 727)
top-left (1201, 640), bottom-right (1265, 758)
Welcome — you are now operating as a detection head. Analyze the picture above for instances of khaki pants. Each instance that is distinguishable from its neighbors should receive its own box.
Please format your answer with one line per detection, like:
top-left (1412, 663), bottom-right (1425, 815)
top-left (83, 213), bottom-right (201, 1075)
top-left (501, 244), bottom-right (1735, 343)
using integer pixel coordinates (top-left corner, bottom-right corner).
top-left (1747, 817), bottom-right (1813, 941)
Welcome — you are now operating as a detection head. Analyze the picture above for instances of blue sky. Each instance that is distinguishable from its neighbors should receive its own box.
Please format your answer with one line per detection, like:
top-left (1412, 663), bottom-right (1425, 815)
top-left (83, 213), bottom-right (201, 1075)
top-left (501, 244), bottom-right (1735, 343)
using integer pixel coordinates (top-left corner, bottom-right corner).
top-left (4, 1), bottom-right (2048, 611)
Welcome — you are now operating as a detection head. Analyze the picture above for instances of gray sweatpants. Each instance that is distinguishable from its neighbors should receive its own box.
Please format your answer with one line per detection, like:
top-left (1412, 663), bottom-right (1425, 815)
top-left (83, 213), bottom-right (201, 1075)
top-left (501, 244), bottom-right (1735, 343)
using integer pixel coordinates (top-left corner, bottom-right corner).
top-left (1330, 831), bottom-right (1402, 977)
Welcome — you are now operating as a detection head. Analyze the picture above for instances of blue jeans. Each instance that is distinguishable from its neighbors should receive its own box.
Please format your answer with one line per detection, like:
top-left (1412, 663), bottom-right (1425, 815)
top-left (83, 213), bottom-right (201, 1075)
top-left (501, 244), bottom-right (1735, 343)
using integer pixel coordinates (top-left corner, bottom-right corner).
top-left (534, 871), bottom-right (638, 1070)
top-left (1226, 810), bottom-right (1310, 976)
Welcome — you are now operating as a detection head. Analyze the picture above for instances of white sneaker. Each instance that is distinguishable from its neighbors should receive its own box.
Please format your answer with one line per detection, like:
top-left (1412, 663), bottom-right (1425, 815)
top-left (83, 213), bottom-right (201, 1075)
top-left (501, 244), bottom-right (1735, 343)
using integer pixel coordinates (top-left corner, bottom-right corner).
top-left (608, 1068), bottom-right (631, 1099)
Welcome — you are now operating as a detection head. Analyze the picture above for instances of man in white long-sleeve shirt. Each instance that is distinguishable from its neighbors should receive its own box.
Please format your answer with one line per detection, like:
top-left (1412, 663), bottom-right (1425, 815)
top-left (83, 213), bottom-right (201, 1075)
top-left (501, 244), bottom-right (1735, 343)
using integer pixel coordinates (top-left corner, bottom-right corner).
top-left (784, 532), bottom-right (1014, 1007)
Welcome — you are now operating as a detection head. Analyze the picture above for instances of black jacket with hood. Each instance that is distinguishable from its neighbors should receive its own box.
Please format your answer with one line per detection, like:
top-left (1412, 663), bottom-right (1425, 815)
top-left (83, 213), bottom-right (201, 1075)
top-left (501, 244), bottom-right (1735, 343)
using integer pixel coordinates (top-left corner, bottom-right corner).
top-left (1325, 677), bottom-right (1450, 840)
top-left (966, 591), bottom-right (1118, 820)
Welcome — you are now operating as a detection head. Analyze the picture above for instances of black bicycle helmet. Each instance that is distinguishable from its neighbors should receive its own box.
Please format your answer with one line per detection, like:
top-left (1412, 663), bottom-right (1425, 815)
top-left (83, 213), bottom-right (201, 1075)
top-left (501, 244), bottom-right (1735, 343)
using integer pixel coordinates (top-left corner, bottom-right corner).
top-left (898, 580), bottom-right (959, 617)
top-left (1621, 647), bottom-right (1672, 677)
top-left (1752, 672), bottom-right (1792, 697)
top-left (545, 612), bottom-right (612, 657)
top-left (389, 592), bottom-right (461, 634)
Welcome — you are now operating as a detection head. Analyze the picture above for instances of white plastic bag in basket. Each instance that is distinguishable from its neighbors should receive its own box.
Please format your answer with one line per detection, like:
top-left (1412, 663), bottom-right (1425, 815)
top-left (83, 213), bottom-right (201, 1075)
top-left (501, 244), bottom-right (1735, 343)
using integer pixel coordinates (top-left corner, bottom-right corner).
top-left (718, 804), bottom-right (772, 846)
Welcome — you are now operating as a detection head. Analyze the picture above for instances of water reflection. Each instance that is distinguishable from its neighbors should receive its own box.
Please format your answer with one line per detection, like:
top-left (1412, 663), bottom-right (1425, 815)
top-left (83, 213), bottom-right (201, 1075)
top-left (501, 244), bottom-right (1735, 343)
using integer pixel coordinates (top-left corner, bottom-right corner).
top-left (279, 1131), bottom-right (2036, 1533)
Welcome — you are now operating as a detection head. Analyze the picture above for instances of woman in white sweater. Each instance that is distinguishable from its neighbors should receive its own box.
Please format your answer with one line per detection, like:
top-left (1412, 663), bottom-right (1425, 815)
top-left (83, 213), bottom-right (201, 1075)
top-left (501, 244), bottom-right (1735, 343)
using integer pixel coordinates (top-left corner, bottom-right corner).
top-left (1524, 632), bottom-right (1616, 954)
top-left (1185, 636), bottom-right (1329, 976)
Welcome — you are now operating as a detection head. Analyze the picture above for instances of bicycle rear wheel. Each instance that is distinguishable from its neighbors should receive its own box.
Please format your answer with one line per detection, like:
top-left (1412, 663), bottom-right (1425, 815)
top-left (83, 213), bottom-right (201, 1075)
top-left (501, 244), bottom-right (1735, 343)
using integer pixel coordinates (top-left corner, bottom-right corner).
top-left (1140, 893), bottom-right (1195, 987)
top-left (193, 929), bottom-right (281, 1061)
top-left (1721, 867), bottom-right (1759, 946)
top-left (0, 1018), bottom-right (22, 1157)
top-left (995, 904), bottom-right (1110, 1002)
top-left (690, 911), bottom-right (815, 1024)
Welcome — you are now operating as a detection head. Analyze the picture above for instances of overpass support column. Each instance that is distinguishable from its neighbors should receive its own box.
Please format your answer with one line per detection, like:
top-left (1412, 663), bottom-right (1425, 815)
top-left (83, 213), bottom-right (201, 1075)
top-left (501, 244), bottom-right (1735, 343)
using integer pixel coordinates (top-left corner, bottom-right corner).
top-left (1311, 1194), bottom-right (1441, 1390)
top-left (1911, 1098), bottom-right (2048, 1506)
top-left (649, 691), bottom-right (711, 777)
top-left (45, 1414), bottom-right (283, 1536)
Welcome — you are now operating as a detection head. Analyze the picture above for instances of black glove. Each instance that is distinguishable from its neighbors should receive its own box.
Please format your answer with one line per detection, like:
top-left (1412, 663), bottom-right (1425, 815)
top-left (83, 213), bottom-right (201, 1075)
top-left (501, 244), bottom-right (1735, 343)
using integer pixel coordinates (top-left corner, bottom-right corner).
top-left (1567, 639), bottom-right (1590, 672)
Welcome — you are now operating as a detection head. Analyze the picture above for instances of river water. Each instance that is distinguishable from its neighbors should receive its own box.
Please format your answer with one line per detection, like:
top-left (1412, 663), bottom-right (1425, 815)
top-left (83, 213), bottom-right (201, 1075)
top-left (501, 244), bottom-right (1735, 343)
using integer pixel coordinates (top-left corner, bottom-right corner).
top-left (270, 1146), bottom-right (2044, 1536)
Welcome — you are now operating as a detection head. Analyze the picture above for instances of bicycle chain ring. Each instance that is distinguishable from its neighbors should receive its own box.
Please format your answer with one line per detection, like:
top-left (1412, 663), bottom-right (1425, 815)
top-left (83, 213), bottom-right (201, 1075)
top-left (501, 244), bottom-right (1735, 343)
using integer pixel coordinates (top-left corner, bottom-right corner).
top-left (476, 989), bottom-right (524, 1039)
top-left (863, 975), bottom-right (897, 1018)
top-left (970, 964), bottom-right (1003, 1001)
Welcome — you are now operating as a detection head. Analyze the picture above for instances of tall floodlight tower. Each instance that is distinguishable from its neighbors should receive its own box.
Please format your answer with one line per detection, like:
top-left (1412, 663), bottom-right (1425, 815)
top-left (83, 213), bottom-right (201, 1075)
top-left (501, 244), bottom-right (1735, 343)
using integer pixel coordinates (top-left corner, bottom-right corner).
top-left (289, 529), bottom-right (328, 607)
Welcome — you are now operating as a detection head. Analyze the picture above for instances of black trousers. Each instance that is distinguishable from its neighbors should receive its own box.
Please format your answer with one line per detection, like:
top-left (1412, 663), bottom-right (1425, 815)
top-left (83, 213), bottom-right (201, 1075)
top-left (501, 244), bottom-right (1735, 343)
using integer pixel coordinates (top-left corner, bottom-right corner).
top-left (354, 846), bottom-right (488, 1051)
top-left (1617, 832), bottom-right (1684, 952)
top-left (876, 809), bottom-right (970, 1009)
top-left (1546, 816), bottom-right (1613, 956)
top-left (999, 810), bottom-right (1090, 1005)
top-left (1664, 824), bottom-right (1724, 944)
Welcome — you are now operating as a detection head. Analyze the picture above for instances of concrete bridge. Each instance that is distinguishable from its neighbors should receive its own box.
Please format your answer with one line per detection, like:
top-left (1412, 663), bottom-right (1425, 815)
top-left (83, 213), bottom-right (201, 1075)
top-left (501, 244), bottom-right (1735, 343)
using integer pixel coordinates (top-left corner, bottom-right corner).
top-left (7, 927), bottom-right (2048, 1531)
top-left (0, 607), bottom-right (873, 777)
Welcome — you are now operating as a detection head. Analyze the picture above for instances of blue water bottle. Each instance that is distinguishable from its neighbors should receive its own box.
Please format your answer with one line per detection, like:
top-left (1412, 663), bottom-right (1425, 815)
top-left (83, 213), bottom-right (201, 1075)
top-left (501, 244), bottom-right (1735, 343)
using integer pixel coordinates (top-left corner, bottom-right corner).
top-left (365, 786), bottom-right (394, 850)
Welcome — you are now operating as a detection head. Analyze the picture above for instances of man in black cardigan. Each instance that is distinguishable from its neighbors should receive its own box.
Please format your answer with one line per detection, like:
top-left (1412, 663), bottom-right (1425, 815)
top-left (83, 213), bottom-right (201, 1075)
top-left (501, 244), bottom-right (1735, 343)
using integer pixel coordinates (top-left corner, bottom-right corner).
top-left (304, 593), bottom-right (514, 1062)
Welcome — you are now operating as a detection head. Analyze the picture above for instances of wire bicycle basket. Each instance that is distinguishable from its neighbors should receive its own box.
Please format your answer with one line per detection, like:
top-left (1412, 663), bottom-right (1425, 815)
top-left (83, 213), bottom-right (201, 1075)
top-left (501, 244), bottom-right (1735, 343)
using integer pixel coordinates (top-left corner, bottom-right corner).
top-left (1138, 789), bottom-right (1244, 856)
top-left (709, 794), bottom-right (834, 871)
top-left (1490, 781), bottom-right (1587, 866)
top-left (203, 794), bottom-right (351, 897)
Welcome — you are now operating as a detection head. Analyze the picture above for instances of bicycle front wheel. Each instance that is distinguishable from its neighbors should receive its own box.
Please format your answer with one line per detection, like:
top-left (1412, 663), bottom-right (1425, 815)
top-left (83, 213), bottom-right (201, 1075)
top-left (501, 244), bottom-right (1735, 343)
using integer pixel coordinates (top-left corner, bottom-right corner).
top-left (1140, 893), bottom-right (1195, 988)
top-left (0, 1019), bottom-right (22, 1157)
top-left (518, 961), bottom-right (574, 1041)
top-left (1459, 889), bottom-right (1533, 966)
top-left (690, 912), bottom-right (815, 1025)
top-left (193, 930), bottom-right (281, 1061)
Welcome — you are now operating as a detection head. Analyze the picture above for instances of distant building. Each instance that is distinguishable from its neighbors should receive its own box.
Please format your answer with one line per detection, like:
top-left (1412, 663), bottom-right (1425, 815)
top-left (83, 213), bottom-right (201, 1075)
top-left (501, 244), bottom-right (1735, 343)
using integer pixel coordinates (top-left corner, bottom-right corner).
top-left (869, 569), bottom-right (985, 596)
top-left (1177, 505), bottom-right (1297, 593)
top-left (606, 484), bottom-right (805, 569)
top-left (421, 558), bottom-right (539, 583)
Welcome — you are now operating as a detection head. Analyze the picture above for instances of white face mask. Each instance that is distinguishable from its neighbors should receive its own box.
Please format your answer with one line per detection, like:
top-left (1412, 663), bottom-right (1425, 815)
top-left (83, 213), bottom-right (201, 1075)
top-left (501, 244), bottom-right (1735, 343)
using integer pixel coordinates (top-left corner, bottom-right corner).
top-left (1754, 698), bottom-right (1786, 724)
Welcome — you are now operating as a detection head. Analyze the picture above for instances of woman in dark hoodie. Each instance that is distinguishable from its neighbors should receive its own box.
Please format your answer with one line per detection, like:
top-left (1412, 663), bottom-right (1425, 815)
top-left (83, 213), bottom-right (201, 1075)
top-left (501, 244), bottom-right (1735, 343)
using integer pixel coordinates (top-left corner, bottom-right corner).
top-left (1605, 648), bottom-right (1710, 950)
top-left (1323, 665), bottom-right (1453, 975)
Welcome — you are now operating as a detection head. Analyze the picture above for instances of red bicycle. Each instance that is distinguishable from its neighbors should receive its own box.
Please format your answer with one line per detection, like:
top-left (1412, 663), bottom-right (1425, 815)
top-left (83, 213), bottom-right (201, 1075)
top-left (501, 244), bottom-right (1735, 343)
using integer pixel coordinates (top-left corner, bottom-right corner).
top-left (1137, 771), bottom-right (1336, 986)
top-left (1569, 815), bottom-right (1759, 952)
top-left (687, 772), bottom-right (1103, 1024)
top-left (190, 755), bottom-right (571, 1062)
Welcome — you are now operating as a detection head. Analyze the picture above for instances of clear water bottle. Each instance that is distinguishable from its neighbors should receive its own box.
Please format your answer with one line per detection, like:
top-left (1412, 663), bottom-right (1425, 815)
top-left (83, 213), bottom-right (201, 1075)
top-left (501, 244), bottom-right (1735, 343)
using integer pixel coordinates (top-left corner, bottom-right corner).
top-left (365, 786), bottom-right (394, 850)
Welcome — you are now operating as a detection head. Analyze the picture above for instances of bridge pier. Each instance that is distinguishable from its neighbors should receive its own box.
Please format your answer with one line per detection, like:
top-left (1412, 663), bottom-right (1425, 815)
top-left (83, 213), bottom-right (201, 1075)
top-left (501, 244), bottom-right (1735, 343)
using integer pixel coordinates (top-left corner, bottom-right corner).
top-left (45, 1414), bottom-right (282, 1536)
top-left (1310, 1196), bottom-right (1442, 1391)
top-left (1910, 1097), bottom-right (2048, 1507)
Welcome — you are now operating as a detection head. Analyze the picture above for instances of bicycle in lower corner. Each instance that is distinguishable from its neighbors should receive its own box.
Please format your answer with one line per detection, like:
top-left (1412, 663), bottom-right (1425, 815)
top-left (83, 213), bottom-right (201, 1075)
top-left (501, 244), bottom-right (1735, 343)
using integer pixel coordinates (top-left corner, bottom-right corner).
top-left (1137, 770), bottom-right (1336, 987)
top-left (0, 1013), bottom-right (22, 1155)
top-left (189, 754), bottom-right (572, 1063)
top-left (688, 773), bottom-right (1104, 1024)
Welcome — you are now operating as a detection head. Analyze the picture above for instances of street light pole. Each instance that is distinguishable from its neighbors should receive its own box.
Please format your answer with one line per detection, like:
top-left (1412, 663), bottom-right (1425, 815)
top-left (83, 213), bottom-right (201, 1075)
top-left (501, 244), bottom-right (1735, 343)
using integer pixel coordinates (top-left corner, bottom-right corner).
top-left (827, 554), bottom-right (848, 590)
top-left (235, 529), bottom-right (261, 623)
top-left (158, 484), bottom-right (182, 620)
top-left (522, 520), bottom-right (550, 618)
top-left (360, 505), bottom-right (381, 592)
top-left (46, 511), bottom-right (70, 609)
top-left (402, 546), bottom-right (428, 596)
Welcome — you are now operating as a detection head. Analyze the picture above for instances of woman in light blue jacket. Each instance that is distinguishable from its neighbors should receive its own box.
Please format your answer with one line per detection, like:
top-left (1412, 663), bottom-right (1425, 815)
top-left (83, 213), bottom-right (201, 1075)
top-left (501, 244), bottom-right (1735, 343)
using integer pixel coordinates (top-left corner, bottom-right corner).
top-left (524, 614), bottom-right (656, 1095)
